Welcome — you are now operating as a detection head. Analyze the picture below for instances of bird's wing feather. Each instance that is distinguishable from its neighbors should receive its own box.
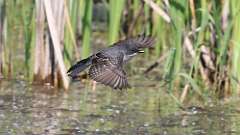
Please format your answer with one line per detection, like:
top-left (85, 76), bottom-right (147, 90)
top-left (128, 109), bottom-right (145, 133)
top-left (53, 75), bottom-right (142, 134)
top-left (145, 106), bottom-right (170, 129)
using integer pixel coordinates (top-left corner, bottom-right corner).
top-left (89, 52), bottom-right (130, 89)
top-left (113, 35), bottom-right (155, 49)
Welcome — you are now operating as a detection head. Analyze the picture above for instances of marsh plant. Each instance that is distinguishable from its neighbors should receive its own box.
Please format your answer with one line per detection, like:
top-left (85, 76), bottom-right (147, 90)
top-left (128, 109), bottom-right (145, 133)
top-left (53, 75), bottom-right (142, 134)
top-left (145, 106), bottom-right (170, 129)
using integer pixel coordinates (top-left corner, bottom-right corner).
top-left (0, 0), bottom-right (239, 99)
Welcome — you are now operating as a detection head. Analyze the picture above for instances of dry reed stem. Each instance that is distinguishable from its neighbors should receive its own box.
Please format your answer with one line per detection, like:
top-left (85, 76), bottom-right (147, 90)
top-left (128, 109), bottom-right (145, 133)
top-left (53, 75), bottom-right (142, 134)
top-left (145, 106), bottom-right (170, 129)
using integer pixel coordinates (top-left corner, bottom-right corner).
top-left (34, 0), bottom-right (45, 80)
top-left (143, 0), bottom-right (171, 23)
top-left (44, 0), bottom-right (69, 90)
top-left (183, 35), bottom-right (211, 84)
top-left (221, 0), bottom-right (229, 31)
top-left (189, 0), bottom-right (196, 30)
top-left (180, 84), bottom-right (190, 103)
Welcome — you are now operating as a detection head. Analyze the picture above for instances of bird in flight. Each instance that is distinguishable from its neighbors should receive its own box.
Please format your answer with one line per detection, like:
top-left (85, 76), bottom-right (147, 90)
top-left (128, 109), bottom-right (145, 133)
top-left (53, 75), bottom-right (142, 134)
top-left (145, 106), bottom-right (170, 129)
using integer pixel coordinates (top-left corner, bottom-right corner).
top-left (67, 35), bottom-right (155, 90)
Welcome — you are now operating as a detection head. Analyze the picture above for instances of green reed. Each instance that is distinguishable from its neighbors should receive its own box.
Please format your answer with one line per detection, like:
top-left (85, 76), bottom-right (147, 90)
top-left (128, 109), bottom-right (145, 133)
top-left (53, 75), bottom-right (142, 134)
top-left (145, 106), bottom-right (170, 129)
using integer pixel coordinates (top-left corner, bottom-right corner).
top-left (108, 0), bottom-right (125, 44)
top-left (164, 48), bottom-right (176, 92)
top-left (230, 0), bottom-right (240, 93)
top-left (169, 0), bottom-right (188, 75)
top-left (21, 0), bottom-right (35, 78)
top-left (81, 0), bottom-right (92, 59)
top-left (0, 0), bottom-right (240, 97)
top-left (64, 0), bottom-right (79, 67)
top-left (4, 0), bottom-right (19, 77)
top-left (152, 0), bottom-right (164, 57)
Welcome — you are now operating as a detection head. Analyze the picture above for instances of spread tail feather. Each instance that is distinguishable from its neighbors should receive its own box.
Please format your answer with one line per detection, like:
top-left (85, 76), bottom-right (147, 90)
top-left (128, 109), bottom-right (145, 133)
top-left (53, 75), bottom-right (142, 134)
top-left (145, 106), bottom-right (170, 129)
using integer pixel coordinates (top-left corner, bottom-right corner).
top-left (67, 57), bottom-right (92, 79)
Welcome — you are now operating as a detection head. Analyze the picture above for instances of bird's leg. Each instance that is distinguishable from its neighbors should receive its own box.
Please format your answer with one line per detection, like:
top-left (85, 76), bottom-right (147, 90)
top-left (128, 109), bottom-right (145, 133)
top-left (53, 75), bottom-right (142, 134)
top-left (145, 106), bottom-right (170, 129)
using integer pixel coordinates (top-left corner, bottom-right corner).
top-left (92, 80), bottom-right (97, 91)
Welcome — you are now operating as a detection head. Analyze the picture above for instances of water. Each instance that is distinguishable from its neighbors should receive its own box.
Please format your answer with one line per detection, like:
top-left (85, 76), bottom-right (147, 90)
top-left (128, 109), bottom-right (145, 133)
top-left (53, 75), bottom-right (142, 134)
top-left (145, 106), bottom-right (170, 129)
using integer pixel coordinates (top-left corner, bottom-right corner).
top-left (0, 79), bottom-right (240, 135)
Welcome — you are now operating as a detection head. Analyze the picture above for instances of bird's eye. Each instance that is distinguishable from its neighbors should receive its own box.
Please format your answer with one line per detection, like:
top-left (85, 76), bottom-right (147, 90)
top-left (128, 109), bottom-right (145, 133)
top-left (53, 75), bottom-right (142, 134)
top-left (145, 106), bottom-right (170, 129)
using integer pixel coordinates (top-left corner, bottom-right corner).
top-left (131, 49), bottom-right (137, 52)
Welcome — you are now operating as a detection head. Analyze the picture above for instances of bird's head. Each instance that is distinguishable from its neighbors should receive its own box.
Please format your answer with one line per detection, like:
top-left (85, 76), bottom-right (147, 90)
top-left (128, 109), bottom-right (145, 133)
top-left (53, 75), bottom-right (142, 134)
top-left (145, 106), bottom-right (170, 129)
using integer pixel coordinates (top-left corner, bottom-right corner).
top-left (123, 35), bottom-right (155, 55)
top-left (127, 48), bottom-right (144, 54)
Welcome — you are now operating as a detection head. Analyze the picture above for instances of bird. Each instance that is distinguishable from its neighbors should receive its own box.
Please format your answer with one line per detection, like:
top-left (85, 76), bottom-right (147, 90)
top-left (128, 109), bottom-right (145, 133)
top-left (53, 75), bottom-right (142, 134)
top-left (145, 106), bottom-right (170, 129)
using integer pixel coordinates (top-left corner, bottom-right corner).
top-left (67, 35), bottom-right (155, 90)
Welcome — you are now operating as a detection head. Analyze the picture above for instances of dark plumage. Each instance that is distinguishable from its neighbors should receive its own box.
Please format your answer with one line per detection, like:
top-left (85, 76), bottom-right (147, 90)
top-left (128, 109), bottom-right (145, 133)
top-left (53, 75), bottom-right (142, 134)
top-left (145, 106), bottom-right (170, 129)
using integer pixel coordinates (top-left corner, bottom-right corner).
top-left (67, 35), bottom-right (155, 89)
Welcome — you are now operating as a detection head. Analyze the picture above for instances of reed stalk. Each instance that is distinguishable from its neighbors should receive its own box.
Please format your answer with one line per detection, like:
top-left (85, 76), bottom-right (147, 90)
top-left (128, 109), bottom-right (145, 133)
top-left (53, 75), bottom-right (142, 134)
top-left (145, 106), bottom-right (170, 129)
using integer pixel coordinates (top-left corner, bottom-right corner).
top-left (151, 0), bottom-right (165, 57)
top-left (64, 0), bottom-right (79, 67)
top-left (4, 0), bottom-right (19, 78)
top-left (21, 0), bottom-right (35, 78)
top-left (81, 0), bottom-right (92, 59)
top-left (143, 2), bottom-right (150, 57)
top-left (43, 0), bottom-right (69, 89)
top-left (34, 0), bottom-right (45, 82)
top-left (169, 0), bottom-right (188, 75)
top-left (108, 0), bottom-right (125, 44)
top-left (0, 0), bottom-right (5, 78)
top-left (0, 0), bottom-right (240, 96)
top-left (230, 0), bottom-right (240, 93)
top-left (164, 48), bottom-right (176, 92)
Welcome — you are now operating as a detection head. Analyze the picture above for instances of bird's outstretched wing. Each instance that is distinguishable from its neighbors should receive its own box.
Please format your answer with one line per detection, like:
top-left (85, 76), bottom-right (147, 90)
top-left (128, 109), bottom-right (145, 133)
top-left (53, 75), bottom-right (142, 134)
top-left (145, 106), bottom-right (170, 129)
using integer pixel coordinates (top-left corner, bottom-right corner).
top-left (89, 52), bottom-right (130, 89)
top-left (113, 34), bottom-right (155, 49)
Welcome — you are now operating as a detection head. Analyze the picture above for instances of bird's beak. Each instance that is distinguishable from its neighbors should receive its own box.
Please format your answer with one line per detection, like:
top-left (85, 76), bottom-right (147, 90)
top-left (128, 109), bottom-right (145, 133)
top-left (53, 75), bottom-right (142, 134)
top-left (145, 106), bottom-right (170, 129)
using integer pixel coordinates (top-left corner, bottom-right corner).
top-left (138, 50), bottom-right (144, 53)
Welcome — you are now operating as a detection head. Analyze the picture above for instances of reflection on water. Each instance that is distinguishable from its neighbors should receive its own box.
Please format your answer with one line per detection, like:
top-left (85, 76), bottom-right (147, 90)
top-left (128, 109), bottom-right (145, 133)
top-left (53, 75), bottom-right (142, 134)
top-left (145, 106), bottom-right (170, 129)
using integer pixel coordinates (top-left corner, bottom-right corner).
top-left (0, 79), bottom-right (240, 135)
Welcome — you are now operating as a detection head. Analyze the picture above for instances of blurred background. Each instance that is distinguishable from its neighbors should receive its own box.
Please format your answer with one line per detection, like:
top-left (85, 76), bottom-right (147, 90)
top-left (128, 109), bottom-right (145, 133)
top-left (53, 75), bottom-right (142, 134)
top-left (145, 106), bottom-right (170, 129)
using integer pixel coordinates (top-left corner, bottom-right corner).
top-left (1, 0), bottom-right (240, 134)
top-left (0, 0), bottom-right (239, 97)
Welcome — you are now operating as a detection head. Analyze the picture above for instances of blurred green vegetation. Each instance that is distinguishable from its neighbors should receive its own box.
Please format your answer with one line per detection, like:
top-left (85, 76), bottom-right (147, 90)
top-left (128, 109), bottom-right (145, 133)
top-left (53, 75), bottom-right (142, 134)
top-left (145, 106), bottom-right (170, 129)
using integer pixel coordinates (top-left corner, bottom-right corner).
top-left (0, 0), bottom-right (239, 100)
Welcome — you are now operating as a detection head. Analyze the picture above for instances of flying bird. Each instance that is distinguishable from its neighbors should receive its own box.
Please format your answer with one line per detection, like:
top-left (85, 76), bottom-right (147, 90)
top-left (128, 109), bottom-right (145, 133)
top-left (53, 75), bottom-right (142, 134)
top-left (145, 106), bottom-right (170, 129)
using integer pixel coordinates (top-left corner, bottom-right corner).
top-left (67, 35), bottom-right (155, 89)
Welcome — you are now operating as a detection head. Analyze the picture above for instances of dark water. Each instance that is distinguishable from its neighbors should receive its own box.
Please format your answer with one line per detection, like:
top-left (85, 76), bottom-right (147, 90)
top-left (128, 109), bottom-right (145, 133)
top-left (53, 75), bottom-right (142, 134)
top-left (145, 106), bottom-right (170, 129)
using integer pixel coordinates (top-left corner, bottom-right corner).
top-left (0, 79), bottom-right (240, 135)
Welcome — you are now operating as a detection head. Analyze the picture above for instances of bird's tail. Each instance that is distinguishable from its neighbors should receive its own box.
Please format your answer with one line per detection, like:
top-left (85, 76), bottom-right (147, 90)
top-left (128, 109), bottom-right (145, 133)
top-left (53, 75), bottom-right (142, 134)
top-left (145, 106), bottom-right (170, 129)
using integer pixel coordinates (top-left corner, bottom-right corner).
top-left (67, 56), bottom-right (92, 79)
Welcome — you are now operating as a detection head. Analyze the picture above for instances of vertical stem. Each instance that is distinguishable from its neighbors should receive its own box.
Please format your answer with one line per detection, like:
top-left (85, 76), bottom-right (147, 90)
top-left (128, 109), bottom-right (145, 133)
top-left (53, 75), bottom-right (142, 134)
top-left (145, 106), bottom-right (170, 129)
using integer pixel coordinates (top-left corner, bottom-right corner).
top-left (44, 0), bottom-right (69, 89)
top-left (108, 0), bottom-right (125, 44)
top-left (231, 0), bottom-right (240, 92)
top-left (82, 0), bottom-right (92, 59)
top-left (189, 0), bottom-right (196, 30)
top-left (34, 0), bottom-right (45, 81)
top-left (0, 0), bottom-right (4, 78)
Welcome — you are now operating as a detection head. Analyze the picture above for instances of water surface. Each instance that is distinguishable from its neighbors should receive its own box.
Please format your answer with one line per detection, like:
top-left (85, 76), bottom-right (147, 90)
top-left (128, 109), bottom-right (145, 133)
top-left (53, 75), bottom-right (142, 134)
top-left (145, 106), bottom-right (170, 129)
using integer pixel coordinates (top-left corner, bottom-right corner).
top-left (0, 79), bottom-right (240, 135)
